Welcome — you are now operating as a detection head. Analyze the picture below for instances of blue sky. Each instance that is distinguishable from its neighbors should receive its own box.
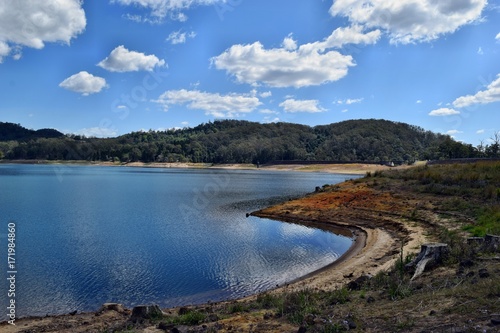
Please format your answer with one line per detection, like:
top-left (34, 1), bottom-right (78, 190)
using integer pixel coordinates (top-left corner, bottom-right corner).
top-left (0, 0), bottom-right (499, 145)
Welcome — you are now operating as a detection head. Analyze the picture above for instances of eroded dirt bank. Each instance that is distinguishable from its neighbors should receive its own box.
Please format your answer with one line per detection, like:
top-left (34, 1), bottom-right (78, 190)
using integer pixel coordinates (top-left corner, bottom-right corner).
top-left (251, 179), bottom-right (428, 294)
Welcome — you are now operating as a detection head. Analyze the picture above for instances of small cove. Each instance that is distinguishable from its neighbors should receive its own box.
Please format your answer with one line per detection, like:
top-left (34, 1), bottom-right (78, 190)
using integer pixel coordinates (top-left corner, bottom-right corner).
top-left (0, 164), bottom-right (356, 317)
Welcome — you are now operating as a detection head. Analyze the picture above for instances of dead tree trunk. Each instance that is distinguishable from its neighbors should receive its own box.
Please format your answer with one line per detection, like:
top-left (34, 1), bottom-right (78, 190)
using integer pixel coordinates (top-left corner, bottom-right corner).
top-left (406, 243), bottom-right (449, 280)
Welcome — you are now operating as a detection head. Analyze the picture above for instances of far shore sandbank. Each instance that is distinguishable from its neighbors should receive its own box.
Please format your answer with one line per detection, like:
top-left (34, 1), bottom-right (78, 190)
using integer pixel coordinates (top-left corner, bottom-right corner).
top-left (0, 159), bottom-right (406, 174)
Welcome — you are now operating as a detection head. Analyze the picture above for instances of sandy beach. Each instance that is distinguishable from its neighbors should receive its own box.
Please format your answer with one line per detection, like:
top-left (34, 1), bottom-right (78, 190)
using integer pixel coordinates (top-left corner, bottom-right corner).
top-left (95, 161), bottom-right (400, 175)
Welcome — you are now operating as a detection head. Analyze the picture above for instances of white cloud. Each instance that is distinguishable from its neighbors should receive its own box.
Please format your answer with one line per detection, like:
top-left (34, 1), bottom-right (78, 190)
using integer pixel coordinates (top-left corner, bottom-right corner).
top-left (98, 45), bottom-right (166, 72)
top-left (300, 25), bottom-right (381, 53)
top-left (260, 91), bottom-right (272, 98)
top-left (330, 0), bottom-right (487, 44)
top-left (477, 47), bottom-right (484, 55)
top-left (336, 97), bottom-right (364, 105)
top-left (123, 13), bottom-right (143, 22)
top-left (181, 121), bottom-right (189, 126)
top-left (75, 127), bottom-right (118, 138)
top-left (477, 129), bottom-right (485, 134)
top-left (212, 43), bottom-right (353, 88)
top-left (279, 99), bottom-right (326, 113)
top-left (496, 32), bottom-right (500, 41)
top-left (428, 108), bottom-right (461, 116)
top-left (341, 109), bottom-right (349, 113)
top-left (212, 25), bottom-right (382, 88)
top-left (263, 116), bottom-right (280, 123)
top-left (59, 71), bottom-right (107, 96)
top-left (112, 0), bottom-right (225, 21)
top-left (154, 89), bottom-right (262, 117)
top-left (453, 74), bottom-right (500, 108)
top-left (282, 34), bottom-right (297, 51)
top-left (166, 30), bottom-right (196, 44)
top-left (0, 41), bottom-right (10, 63)
top-left (447, 130), bottom-right (463, 135)
top-left (416, 100), bottom-right (422, 104)
top-left (0, 0), bottom-right (85, 62)
top-left (259, 109), bottom-right (279, 114)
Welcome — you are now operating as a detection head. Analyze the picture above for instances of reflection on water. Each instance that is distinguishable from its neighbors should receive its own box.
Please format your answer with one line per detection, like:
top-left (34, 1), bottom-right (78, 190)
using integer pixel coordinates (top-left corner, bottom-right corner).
top-left (0, 164), bottom-right (356, 316)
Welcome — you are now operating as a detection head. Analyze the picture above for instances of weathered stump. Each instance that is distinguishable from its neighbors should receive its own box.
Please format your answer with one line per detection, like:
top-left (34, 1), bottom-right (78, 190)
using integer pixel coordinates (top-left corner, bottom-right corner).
top-left (406, 243), bottom-right (449, 280)
top-left (130, 304), bottom-right (164, 323)
top-left (484, 234), bottom-right (500, 252)
top-left (467, 237), bottom-right (485, 246)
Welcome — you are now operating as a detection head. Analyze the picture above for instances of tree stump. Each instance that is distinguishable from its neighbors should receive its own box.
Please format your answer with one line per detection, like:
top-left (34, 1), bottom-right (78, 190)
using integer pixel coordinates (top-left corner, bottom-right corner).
top-left (467, 236), bottom-right (485, 247)
top-left (484, 234), bottom-right (500, 252)
top-left (406, 243), bottom-right (449, 280)
top-left (130, 304), bottom-right (165, 323)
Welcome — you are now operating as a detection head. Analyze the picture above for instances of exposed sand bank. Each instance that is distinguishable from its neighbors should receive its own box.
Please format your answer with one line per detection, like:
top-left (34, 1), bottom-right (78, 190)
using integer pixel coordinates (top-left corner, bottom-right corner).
top-left (1, 159), bottom-right (403, 175)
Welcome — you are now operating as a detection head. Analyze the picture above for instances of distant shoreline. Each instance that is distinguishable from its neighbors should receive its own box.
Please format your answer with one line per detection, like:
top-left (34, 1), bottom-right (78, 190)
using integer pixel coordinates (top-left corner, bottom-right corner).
top-left (0, 159), bottom-right (402, 175)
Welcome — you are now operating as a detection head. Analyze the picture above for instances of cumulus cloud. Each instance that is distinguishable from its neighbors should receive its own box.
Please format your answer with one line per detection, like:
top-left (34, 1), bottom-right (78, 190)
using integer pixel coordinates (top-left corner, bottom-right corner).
top-left (263, 116), bottom-right (280, 123)
top-left (336, 97), bottom-right (364, 105)
top-left (59, 71), bottom-right (108, 96)
top-left (453, 74), bottom-right (500, 108)
top-left (330, 0), bottom-right (487, 44)
top-left (282, 34), bottom-right (298, 51)
top-left (259, 109), bottom-right (279, 114)
top-left (0, 41), bottom-right (10, 62)
top-left (154, 89), bottom-right (262, 117)
top-left (428, 108), bottom-right (461, 116)
top-left (0, 0), bottom-right (85, 62)
top-left (260, 91), bottom-right (272, 98)
top-left (75, 127), bottom-right (118, 138)
top-left (98, 45), bottom-right (166, 72)
top-left (477, 129), bottom-right (485, 134)
top-left (447, 129), bottom-right (463, 135)
top-left (496, 32), bottom-right (500, 41)
top-left (166, 30), bottom-right (196, 44)
top-left (279, 99), bottom-right (326, 113)
top-left (212, 25), bottom-right (380, 88)
top-left (299, 25), bottom-right (381, 53)
top-left (212, 44), bottom-right (352, 88)
top-left (112, 0), bottom-right (225, 21)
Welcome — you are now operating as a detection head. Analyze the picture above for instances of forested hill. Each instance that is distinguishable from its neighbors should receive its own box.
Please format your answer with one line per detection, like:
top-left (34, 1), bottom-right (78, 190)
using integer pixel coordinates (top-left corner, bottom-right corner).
top-left (0, 122), bottom-right (64, 141)
top-left (0, 119), bottom-right (489, 164)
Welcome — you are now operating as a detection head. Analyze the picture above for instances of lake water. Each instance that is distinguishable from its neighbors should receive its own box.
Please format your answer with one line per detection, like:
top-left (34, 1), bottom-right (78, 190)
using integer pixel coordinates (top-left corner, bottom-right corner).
top-left (0, 164), bottom-right (355, 317)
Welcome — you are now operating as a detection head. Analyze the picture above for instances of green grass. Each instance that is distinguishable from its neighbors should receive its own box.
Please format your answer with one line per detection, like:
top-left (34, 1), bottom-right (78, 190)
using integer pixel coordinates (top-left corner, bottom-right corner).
top-left (463, 206), bottom-right (500, 236)
top-left (162, 309), bottom-right (207, 326)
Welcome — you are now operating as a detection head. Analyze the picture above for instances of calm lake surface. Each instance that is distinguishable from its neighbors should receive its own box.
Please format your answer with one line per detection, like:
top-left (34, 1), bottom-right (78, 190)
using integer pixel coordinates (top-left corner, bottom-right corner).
top-left (0, 164), bottom-right (355, 317)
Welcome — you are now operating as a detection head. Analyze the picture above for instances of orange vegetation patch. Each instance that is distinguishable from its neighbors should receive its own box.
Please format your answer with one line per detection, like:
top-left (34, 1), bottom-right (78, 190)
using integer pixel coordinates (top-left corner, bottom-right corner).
top-left (259, 180), bottom-right (412, 220)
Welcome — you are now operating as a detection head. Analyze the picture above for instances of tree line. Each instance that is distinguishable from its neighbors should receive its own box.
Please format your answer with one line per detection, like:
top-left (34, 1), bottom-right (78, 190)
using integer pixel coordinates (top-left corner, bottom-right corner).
top-left (0, 119), bottom-right (497, 164)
